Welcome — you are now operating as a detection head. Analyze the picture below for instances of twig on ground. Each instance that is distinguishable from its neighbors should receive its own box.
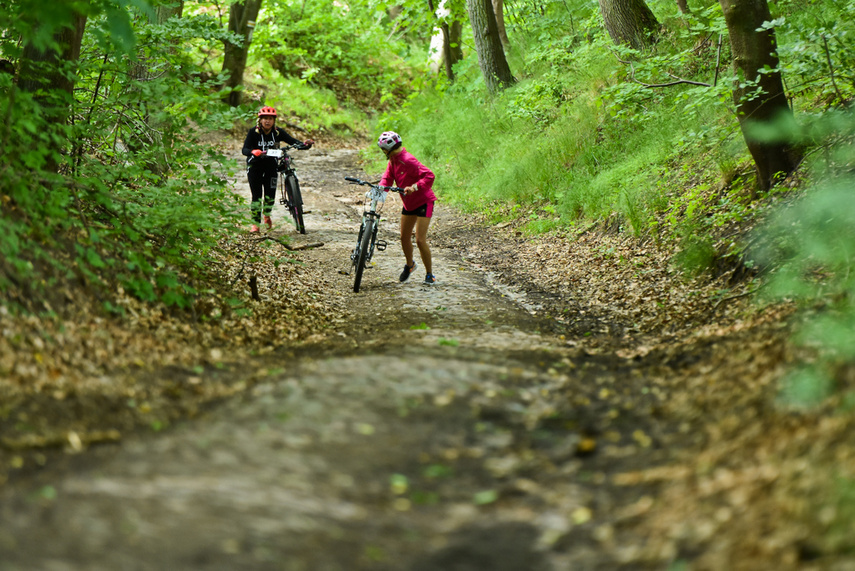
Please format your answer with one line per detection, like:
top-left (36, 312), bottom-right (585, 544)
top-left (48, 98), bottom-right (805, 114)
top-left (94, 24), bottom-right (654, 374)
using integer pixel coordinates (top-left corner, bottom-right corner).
top-left (712, 281), bottom-right (768, 312)
top-left (230, 250), bottom-right (251, 287)
top-left (252, 236), bottom-right (324, 250)
top-left (712, 289), bottom-right (752, 311)
top-left (249, 275), bottom-right (260, 301)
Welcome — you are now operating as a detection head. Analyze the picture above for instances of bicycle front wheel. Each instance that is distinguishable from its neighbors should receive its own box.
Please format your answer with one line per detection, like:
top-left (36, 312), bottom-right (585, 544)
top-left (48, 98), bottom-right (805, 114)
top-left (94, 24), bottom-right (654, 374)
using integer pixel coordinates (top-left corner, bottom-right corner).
top-left (278, 171), bottom-right (287, 206)
top-left (353, 218), bottom-right (375, 293)
top-left (285, 175), bottom-right (305, 234)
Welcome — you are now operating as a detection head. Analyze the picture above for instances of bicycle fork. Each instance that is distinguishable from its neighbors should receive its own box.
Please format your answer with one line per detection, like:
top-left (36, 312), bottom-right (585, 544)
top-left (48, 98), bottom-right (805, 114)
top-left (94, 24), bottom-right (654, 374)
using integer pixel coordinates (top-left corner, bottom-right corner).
top-left (351, 214), bottom-right (386, 263)
top-left (277, 172), bottom-right (289, 206)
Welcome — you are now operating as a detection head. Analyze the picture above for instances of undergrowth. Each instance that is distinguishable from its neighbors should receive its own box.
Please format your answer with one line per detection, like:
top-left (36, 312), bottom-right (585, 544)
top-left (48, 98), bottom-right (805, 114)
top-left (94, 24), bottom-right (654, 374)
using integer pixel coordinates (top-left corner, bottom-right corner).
top-left (377, 0), bottom-right (852, 282)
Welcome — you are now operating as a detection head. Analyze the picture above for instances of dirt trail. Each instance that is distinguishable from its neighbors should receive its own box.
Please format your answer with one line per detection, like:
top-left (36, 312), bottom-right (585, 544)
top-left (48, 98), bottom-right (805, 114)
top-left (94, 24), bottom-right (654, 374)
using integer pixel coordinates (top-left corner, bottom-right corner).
top-left (0, 147), bottom-right (847, 570)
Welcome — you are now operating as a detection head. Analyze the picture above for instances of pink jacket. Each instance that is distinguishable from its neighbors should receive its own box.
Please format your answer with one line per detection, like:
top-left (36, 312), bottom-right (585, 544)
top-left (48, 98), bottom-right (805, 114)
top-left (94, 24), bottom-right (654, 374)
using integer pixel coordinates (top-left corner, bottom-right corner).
top-left (379, 148), bottom-right (437, 211)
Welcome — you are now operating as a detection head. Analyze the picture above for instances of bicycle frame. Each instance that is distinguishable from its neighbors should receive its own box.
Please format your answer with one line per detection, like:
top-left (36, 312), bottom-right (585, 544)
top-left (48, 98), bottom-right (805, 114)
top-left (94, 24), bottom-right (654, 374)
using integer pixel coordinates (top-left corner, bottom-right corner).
top-left (344, 177), bottom-right (403, 292)
top-left (271, 144), bottom-right (306, 234)
top-left (270, 146), bottom-right (298, 200)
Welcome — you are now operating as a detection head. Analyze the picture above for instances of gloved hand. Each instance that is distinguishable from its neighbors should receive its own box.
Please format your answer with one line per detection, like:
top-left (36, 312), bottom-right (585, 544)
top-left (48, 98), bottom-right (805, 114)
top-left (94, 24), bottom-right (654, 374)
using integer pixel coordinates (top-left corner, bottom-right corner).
top-left (301, 139), bottom-right (314, 150)
top-left (251, 149), bottom-right (264, 157)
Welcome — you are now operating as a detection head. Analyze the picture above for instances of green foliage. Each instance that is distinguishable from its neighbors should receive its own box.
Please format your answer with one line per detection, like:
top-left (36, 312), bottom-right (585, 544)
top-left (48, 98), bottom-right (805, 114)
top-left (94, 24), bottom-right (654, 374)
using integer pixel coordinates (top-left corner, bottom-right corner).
top-left (473, 489), bottom-right (498, 505)
top-left (673, 234), bottom-right (717, 278)
top-left (243, 62), bottom-right (368, 139)
top-left (383, 36), bottom-right (722, 239)
top-left (377, 1), bottom-right (751, 246)
top-left (771, 0), bottom-right (855, 109)
top-left (1, 2), bottom-right (244, 310)
top-left (381, 0), bottom-right (855, 287)
top-left (249, 0), bottom-right (424, 111)
top-left (756, 111), bottom-right (855, 406)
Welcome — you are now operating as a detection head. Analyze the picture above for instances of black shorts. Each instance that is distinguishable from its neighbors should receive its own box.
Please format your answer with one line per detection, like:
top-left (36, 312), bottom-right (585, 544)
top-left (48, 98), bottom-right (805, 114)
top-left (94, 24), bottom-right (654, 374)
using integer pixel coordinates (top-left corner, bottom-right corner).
top-left (402, 201), bottom-right (435, 218)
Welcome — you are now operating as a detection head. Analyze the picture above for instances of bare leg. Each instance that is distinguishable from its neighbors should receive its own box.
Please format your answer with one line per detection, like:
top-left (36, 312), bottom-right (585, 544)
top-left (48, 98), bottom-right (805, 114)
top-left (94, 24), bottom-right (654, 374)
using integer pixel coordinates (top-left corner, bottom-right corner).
top-left (400, 214), bottom-right (418, 268)
top-left (414, 216), bottom-right (432, 275)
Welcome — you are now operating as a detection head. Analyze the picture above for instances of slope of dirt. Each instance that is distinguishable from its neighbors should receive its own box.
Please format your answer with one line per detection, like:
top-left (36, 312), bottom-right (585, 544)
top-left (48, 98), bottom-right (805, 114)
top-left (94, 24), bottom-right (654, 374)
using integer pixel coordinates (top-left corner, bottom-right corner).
top-left (1, 138), bottom-right (853, 570)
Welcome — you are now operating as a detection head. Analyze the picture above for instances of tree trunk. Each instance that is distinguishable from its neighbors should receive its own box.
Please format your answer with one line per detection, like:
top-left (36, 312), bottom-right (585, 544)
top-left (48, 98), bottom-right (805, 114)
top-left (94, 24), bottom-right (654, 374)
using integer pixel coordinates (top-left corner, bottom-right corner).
top-left (676, 0), bottom-right (691, 14)
top-left (157, 1), bottom-right (184, 21)
top-left (221, 0), bottom-right (263, 107)
top-left (133, 1), bottom-right (185, 82)
top-left (492, 0), bottom-right (510, 50)
top-left (18, 8), bottom-right (88, 174)
top-left (466, 0), bottom-right (515, 94)
top-left (597, 0), bottom-right (660, 50)
top-left (443, 19), bottom-right (464, 81)
top-left (18, 12), bottom-right (88, 109)
top-left (429, 0), bottom-right (465, 82)
top-left (719, 0), bottom-right (801, 192)
top-left (124, 1), bottom-right (186, 173)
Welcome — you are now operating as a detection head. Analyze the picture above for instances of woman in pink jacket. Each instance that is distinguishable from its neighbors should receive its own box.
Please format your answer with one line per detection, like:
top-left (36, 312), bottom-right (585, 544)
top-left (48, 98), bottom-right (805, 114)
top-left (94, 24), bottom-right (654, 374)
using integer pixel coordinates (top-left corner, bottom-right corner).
top-left (377, 131), bottom-right (438, 284)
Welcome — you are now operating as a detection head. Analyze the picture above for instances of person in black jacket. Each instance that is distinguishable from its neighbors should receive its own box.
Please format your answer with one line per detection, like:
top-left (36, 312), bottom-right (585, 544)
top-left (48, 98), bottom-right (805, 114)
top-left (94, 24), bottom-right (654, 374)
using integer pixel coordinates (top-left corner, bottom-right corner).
top-left (241, 106), bottom-right (314, 232)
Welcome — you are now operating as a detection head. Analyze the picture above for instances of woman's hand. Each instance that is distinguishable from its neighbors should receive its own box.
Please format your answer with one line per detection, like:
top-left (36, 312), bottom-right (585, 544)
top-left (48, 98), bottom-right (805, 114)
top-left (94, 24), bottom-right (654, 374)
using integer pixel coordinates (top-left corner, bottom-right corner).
top-left (251, 149), bottom-right (265, 157)
top-left (404, 183), bottom-right (418, 195)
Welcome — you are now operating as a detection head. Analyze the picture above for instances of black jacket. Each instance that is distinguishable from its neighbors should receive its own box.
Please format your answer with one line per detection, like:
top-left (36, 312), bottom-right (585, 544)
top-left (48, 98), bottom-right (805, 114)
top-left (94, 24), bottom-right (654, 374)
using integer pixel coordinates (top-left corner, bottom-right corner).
top-left (241, 126), bottom-right (303, 168)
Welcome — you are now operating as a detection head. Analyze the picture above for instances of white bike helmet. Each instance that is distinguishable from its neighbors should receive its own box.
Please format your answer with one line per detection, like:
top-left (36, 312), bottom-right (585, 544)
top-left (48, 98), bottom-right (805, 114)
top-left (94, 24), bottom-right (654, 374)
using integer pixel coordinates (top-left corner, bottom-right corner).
top-left (377, 131), bottom-right (403, 151)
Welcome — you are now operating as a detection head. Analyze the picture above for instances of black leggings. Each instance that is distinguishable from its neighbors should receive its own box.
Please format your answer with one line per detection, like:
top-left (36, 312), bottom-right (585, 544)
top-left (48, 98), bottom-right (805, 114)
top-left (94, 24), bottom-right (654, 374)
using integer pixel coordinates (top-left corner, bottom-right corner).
top-left (247, 165), bottom-right (278, 222)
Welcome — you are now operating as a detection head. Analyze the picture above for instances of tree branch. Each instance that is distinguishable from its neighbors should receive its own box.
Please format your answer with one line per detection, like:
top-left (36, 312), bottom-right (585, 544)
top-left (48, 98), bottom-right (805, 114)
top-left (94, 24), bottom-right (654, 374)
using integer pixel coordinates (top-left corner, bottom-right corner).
top-left (638, 75), bottom-right (712, 88)
top-left (613, 52), bottom-right (712, 89)
top-left (822, 34), bottom-right (846, 105)
top-left (713, 33), bottom-right (723, 87)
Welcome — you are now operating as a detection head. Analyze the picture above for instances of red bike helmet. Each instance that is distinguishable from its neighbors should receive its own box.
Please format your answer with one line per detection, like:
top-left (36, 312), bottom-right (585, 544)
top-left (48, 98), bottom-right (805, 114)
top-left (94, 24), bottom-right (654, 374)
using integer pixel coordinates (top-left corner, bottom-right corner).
top-left (258, 106), bottom-right (277, 117)
top-left (377, 131), bottom-right (402, 151)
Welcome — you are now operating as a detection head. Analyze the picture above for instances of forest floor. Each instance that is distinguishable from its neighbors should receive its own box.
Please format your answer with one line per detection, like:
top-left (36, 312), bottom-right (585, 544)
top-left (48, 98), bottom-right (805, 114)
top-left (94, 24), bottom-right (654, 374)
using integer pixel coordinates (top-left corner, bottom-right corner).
top-left (1, 136), bottom-right (854, 570)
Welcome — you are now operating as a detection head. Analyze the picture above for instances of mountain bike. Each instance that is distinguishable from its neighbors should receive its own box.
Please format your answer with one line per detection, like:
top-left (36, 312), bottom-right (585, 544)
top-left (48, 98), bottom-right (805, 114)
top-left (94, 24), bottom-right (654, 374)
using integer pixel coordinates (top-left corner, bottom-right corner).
top-left (268, 143), bottom-right (307, 234)
top-left (344, 176), bottom-right (404, 293)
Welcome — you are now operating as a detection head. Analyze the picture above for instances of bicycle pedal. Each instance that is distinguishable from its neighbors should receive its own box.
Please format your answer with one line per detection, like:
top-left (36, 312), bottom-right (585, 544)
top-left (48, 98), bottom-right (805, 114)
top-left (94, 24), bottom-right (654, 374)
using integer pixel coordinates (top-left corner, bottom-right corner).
top-left (375, 240), bottom-right (387, 251)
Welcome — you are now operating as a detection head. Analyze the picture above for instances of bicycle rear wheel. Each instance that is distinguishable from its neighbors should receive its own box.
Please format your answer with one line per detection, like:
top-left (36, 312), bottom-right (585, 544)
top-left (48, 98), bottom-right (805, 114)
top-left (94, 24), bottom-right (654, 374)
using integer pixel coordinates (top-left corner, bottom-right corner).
top-left (285, 175), bottom-right (306, 234)
top-left (353, 218), bottom-right (374, 293)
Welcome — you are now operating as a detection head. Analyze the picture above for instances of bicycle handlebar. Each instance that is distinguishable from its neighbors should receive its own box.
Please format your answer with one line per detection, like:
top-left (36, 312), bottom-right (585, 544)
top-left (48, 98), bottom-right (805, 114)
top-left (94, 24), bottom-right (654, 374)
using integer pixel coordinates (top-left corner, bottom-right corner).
top-left (266, 143), bottom-right (309, 156)
top-left (344, 176), bottom-right (404, 193)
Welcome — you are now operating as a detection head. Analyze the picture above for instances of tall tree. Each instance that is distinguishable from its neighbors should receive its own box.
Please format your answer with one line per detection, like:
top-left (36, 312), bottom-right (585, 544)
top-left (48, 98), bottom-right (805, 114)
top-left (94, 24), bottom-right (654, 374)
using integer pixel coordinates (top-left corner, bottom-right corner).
top-left (18, 8), bottom-right (89, 112)
top-left (156, 0), bottom-right (184, 21)
top-left (221, 0), bottom-right (263, 107)
top-left (597, 0), bottom-right (660, 50)
top-left (465, 0), bottom-right (515, 94)
top-left (492, 0), bottom-right (509, 50)
top-left (429, 0), bottom-right (464, 82)
top-left (719, 0), bottom-right (801, 192)
top-left (133, 1), bottom-right (184, 82)
top-left (17, 2), bottom-right (89, 175)
top-left (444, 19), bottom-right (464, 80)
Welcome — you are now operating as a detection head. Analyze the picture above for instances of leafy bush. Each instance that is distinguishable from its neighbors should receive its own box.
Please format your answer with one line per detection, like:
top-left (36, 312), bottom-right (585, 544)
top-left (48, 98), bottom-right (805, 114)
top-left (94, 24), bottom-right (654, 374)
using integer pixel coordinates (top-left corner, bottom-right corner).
top-left (250, 0), bottom-right (421, 111)
top-left (1, 4), bottom-right (244, 311)
top-left (755, 111), bottom-right (855, 406)
top-left (773, 0), bottom-right (855, 109)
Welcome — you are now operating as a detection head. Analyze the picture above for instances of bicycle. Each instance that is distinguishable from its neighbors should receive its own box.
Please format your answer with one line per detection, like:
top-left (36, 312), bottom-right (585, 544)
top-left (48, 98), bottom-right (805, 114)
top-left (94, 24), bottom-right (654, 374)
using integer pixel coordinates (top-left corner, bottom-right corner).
top-left (268, 143), bottom-right (308, 234)
top-left (344, 176), bottom-right (404, 293)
